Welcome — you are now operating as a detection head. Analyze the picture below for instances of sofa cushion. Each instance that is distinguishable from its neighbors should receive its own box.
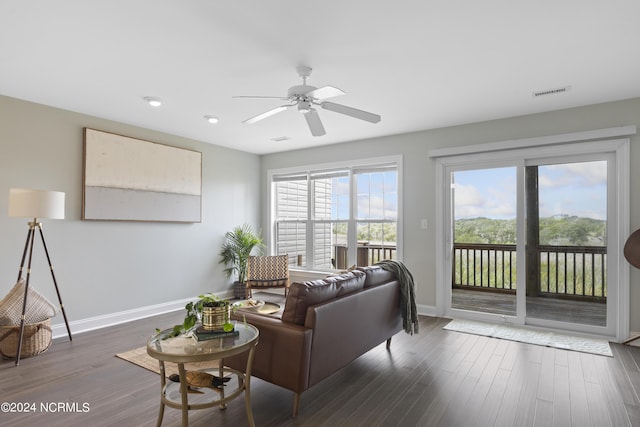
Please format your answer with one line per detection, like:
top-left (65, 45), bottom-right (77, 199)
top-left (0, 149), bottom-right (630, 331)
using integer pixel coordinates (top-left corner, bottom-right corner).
top-left (324, 270), bottom-right (366, 296)
top-left (282, 279), bottom-right (339, 325)
top-left (357, 266), bottom-right (396, 288)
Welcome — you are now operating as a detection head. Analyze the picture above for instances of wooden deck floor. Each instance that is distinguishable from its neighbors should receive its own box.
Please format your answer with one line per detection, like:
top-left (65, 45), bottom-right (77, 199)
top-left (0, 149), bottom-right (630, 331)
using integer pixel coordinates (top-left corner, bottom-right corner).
top-left (2, 308), bottom-right (637, 426)
top-left (452, 289), bottom-right (607, 326)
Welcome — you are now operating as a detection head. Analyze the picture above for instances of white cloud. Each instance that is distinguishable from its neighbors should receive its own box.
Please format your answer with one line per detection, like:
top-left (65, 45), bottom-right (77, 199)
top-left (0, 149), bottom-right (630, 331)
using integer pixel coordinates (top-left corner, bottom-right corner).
top-left (358, 194), bottom-right (396, 219)
top-left (454, 184), bottom-right (486, 218)
top-left (452, 162), bottom-right (606, 220)
top-left (539, 161), bottom-right (607, 188)
top-left (454, 182), bottom-right (517, 219)
top-left (454, 183), bottom-right (483, 204)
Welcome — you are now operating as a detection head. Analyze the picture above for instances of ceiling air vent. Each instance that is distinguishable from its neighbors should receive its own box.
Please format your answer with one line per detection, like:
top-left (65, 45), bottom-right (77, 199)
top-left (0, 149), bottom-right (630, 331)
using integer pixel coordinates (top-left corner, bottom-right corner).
top-left (532, 85), bottom-right (571, 98)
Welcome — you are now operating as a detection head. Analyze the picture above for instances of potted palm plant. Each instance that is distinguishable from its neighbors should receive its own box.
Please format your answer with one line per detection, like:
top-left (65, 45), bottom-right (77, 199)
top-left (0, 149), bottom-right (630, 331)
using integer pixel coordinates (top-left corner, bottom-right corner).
top-left (219, 224), bottom-right (264, 298)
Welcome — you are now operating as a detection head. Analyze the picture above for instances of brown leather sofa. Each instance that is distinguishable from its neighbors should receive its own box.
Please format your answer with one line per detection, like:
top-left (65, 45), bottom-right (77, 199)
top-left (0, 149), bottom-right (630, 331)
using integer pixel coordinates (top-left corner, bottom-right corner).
top-left (224, 265), bottom-right (402, 416)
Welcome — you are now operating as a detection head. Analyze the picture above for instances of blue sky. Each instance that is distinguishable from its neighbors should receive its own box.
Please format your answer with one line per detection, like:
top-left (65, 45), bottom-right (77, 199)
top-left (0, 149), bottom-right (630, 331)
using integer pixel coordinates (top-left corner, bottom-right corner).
top-left (453, 161), bottom-right (607, 220)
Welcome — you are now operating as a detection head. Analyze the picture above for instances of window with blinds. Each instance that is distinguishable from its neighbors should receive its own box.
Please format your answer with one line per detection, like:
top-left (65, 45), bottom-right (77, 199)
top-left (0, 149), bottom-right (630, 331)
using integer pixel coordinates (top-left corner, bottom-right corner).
top-left (272, 160), bottom-right (399, 270)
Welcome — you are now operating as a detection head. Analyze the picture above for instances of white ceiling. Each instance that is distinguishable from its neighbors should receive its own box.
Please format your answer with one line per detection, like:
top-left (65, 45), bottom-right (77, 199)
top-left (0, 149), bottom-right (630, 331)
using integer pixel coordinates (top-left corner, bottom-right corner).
top-left (2, 1), bottom-right (639, 155)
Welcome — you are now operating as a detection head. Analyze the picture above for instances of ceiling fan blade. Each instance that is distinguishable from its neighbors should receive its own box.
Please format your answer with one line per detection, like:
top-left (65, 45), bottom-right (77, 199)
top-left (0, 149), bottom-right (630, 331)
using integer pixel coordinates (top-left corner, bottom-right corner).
top-left (243, 105), bottom-right (289, 124)
top-left (321, 101), bottom-right (381, 123)
top-left (305, 85), bottom-right (345, 100)
top-left (304, 109), bottom-right (326, 136)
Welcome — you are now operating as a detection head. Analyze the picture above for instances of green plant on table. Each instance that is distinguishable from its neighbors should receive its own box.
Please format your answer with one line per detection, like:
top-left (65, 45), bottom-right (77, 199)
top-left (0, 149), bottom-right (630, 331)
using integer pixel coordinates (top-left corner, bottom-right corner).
top-left (163, 293), bottom-right (233, 337)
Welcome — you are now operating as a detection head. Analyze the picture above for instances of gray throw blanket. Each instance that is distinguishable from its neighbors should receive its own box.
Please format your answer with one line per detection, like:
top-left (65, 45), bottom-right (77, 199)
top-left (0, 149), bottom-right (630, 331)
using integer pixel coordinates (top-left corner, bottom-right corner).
top-left (375, 260), bottom-right (419, 335)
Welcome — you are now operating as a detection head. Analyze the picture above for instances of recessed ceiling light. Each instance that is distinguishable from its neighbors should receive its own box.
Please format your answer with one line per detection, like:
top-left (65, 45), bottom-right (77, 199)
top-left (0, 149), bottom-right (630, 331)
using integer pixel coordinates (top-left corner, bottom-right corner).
top-left (143, 96), bottom-right (163, 107)
top-left (203, 115), bottom-right (219, 124)
top-left (271, 136), bottom-right (290, 142)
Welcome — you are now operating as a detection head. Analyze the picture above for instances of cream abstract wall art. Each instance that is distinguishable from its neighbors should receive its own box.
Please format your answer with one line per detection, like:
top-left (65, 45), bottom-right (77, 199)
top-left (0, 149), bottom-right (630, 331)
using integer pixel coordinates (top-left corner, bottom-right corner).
top-left (82, 128), bottom-right (202, 222)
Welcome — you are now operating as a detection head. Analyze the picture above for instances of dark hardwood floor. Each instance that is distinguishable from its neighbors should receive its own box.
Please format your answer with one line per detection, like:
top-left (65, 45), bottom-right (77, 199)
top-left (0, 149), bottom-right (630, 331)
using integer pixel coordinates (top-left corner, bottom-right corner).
top-left (2, 310), bottom-right (640, 427)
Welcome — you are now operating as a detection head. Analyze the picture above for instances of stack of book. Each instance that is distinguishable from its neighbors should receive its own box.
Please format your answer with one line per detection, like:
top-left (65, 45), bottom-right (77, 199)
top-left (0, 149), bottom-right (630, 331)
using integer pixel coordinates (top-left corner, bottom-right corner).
top-left (193, 325), bottom-right (239, 341)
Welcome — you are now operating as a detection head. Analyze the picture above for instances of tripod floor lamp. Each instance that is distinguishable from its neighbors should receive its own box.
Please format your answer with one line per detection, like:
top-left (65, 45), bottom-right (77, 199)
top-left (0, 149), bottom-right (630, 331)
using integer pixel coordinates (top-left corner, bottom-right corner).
top-left (8, 188), bottom-right (72, 365)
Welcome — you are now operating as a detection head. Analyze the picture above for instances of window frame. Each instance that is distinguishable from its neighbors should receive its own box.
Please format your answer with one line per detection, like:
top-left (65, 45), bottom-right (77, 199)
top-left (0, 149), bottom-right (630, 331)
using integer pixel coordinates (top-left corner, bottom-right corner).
top-left (268, 155), bottom-right (403, 272)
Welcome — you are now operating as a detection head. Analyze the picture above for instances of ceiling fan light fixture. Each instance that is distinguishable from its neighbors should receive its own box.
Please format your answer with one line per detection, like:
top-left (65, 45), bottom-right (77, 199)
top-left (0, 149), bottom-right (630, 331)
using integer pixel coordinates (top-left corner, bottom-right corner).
top-left (298, 101), bottom-right (311, 114)
top-left (143, 96), bottom-right (163, 107)
top-left (203, 115), bottom-right (219, 124)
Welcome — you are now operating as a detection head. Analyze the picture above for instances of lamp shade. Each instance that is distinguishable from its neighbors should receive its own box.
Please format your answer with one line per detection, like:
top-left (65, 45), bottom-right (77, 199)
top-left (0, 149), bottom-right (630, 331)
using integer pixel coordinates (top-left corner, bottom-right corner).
top-left (8, 188), bottom-right (65, 219)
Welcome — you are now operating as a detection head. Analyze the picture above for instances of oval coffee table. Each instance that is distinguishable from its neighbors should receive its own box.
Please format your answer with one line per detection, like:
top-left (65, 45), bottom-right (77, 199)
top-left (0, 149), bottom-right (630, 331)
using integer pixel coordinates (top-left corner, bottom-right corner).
top-left (147, 323), bottom-right (259, 426)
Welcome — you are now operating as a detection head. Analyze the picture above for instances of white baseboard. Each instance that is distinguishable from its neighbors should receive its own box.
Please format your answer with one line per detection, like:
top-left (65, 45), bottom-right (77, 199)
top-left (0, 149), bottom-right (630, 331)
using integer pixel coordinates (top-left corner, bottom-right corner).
top-left (626, 331), bottom-right (640, 346)
top-left (51, 290), bottom-right (234, 339)
top-left (417, 304), bottom-right (437, 317)
top-left (51, 291), bottom-right (431, 339)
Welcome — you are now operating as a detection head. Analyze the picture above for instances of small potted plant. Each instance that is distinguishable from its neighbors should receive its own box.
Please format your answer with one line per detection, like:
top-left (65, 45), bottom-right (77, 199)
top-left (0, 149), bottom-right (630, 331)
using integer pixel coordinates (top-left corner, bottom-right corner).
top-left (198, 293), bottom-right (230, 331)
top-left (168, 293), bottom-right (232, 337)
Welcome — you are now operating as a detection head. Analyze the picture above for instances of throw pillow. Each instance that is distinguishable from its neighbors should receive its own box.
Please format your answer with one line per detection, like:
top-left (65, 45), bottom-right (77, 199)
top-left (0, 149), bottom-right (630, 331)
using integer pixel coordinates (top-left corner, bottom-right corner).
top-left (357, 266), bottom-right (396, 288)
top-left (282, 279), bottom-right (339, 325)
top-left (0, 278), bottom-right (58, 326)
top-left (324, 270), bottom-right (366, 296)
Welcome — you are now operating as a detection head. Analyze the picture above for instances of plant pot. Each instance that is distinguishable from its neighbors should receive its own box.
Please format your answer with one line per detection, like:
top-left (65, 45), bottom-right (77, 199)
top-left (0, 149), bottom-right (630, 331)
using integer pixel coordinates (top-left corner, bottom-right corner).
top-left (201, 302), bottom-right (229, 331)
top-left (233, 281), bottom-right (246, 299)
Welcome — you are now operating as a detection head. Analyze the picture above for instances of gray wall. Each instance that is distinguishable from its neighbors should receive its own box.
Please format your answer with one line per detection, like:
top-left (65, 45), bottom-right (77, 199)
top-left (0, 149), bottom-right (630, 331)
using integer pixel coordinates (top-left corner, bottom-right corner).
top-left (3, 93), bottom-right (640, 333)
top-left (0, 95), bottom-right (261, 322)
top-left (261, 97), bottom-right (640, 331)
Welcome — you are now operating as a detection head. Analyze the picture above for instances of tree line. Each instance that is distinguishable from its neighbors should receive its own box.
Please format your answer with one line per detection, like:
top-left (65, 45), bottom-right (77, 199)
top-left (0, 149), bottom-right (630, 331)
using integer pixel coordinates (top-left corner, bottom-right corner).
top-left (455, 215), bottom-right (606, 246)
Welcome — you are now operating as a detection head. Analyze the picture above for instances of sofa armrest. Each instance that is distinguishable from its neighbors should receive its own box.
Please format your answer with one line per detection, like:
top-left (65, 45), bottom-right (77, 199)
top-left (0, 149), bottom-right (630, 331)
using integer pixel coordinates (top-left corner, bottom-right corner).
top-left (224, 311), bottom-right (313, 394)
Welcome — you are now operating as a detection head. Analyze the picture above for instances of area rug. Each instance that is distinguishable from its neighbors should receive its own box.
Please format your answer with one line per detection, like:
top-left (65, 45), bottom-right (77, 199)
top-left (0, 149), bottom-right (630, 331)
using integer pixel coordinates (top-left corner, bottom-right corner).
top-left (115, 346), bottom-right (220, 377)
top-left (444, 318), bottom-right (613, 357)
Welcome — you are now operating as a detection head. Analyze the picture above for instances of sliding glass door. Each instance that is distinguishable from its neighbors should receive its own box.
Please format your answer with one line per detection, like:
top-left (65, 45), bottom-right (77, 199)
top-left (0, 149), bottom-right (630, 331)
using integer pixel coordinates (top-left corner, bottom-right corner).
top-left (441, 145), bottom-right (622, 337)
top-left (525, 158), bottom-right (609, 328)
top-left (451, 166), bottom-right (518, 317)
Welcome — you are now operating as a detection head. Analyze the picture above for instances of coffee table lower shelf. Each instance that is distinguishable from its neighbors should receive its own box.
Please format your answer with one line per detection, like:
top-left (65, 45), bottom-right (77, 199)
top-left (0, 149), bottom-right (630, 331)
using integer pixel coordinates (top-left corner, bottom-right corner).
top-left (160, 366), bottom-right (245, 411)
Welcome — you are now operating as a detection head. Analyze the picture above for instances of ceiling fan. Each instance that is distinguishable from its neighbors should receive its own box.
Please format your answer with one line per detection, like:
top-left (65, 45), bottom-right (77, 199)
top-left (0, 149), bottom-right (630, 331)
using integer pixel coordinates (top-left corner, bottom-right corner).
top-left (234, 65), bottom-right (381, 137)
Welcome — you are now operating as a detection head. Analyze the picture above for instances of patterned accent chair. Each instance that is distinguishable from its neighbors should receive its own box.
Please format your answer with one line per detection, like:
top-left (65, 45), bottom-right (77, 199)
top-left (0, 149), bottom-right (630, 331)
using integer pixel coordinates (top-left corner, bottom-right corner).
top-left (246, 255), bottom-right (290, 298)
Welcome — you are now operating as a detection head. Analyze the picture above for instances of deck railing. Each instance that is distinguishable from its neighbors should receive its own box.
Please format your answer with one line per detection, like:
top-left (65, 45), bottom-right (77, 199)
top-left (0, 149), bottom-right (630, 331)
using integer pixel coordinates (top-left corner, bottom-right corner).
top-left (452, 243), bottom-right (607, 300)
top-left (538, 245), bottom-right (607, 299)
top-left (453, 244), bottom-right (517, 292)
